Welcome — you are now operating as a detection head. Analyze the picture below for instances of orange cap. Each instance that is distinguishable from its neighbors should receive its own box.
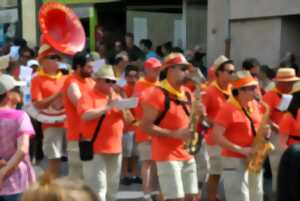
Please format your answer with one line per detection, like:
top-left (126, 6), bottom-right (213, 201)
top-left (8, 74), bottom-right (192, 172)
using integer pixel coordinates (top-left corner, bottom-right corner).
top-left (144, 58), bottom-right (162, 69)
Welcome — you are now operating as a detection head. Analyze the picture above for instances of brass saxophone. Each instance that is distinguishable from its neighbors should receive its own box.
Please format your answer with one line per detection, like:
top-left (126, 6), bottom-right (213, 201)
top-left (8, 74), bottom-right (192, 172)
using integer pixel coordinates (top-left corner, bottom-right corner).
top-left (246, 100), bottom-right (275, 173)
top-left (184, 68), bottom-right (206, 155)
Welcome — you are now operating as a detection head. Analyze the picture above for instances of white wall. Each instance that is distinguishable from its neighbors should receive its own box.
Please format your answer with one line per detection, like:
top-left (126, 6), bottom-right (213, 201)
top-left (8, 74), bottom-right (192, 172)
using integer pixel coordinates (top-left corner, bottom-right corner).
top-left (22, 0), bottom-right (37, 48)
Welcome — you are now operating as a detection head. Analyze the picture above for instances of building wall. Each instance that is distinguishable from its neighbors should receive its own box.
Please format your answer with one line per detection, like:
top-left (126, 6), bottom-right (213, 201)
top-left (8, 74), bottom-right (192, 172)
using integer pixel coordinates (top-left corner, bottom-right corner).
top-left (127, 10), bottom-right (182, 48)
top-left (230, 17), bottom-right (282, 68)
top-left (22, 0), bottom-right (37, 48)
top-left (230, 0), bottom-right (300, 20)
top-left (206, 0), bottom-right (230, 65)
top-left (280, 16), bottom-right (300, 68)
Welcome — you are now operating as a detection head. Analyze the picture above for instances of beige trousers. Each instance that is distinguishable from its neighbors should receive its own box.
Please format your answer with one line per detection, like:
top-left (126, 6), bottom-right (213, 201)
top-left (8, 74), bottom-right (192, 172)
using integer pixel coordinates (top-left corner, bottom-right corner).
top-left (222, 156), bottom-right (263, 201)
top-left (67, 141), bottom-right (83, 179)
top-left (83, 153), bottom-right (122, 201)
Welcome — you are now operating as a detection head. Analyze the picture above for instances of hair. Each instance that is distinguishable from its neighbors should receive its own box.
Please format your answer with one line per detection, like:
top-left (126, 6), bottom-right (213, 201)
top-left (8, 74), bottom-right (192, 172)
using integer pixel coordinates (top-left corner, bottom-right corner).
top-left (162, 41), bottom-right (173, 53)
top-left (21, 175), bottom-right (98, 201)
top-left (242, 58), bottom-right (260, 70)
top-left (287, 91), bottom-right (300, 119)
top-left (140, 39), bottom-right (152, 50)
top-left (277, 144), bottom-right (300, 201)
top-left (72, 51), bottom-right (92, 70)
top-left (172, 47), bottom-right (184, 54)
top-left (0, 93), bottom-right (7, 103)
top-left (13, 38), bottom-right (27, 48)
top-left (215, 60), bottom-right (234, 75)
top-left (19, 46), bottom-right (35, 58)
top-left (125, 64), bottom-right (139, 77)
top-left (125, 32), bottom-right (134, 39)
top-left (260, 64), bottom-right (276, 80)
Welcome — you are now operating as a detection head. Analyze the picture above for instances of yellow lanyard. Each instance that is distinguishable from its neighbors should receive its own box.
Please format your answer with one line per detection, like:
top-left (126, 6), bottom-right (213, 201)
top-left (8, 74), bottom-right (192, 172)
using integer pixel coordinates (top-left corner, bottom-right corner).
top-left (211, 80), bottom-right (232, 97)
top-left (160, 79), bottom-right (186, 100)
top-left (37, 69), bottom-right (62, 79)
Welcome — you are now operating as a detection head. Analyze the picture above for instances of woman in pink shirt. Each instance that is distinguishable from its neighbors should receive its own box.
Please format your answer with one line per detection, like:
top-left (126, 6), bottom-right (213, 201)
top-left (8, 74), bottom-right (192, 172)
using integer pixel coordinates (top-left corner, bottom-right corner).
top-left (0, 74), bottom-right (35, 201)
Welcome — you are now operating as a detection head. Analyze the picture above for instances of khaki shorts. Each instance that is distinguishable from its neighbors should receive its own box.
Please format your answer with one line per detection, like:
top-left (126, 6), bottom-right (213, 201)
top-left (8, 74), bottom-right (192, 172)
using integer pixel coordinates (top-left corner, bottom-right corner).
top-left (67, 141), bottom-right (83, 179)
top-left (43, 127), bottom-right (66, 159)
top-left (137, 141), bottom-right (152, 161)
top-left (206, 144), bottom-right (222, 175)
top-left (156, 159), bottom-right (198, 199)
top-left (122, 132), bottom-right (138, 157)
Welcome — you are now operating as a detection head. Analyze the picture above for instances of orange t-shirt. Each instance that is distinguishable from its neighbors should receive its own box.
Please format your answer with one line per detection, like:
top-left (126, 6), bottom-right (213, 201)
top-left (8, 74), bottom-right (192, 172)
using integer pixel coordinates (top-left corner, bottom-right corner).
top-left (207, 68), bottom-right (216, 82)
top-left (143, 87), bottom-right (193, 161)
top-left (133, 79), bottom-right (157, 143)
top-left (122, 83), bottom-right (135, 132)
top-left (202, 83), bottom-right (229, 145)
top-left (263, 89), bottom-right (284, 125)
top-left (31, 74), bottom-right (67, 129)
top-left (214, 97), bottom-right (263, 158)
top-left (77, 89), bottom-right (124, 154)
top-left (279, 109), bottom-right (300, 145)
top-left (63, 73), bottom-right (95, 141)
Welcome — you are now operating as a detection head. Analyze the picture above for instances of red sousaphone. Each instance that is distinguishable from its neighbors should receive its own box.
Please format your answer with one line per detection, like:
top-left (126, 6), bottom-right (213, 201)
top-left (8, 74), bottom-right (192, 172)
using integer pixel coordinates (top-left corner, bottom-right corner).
top-left (39, 2), bottom-right (86, 55)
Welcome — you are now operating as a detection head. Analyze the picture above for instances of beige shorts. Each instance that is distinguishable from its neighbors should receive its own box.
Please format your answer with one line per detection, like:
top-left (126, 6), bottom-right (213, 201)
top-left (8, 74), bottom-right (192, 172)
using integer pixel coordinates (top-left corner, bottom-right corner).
top-left (67, 141), bottom-right (83, 179)
top-left (43, 127), bottom-right (66, 159)
top-left (137, 141), bottom-right (152, 161)
top-left (122, 131), bottom-right (138, 157)
top-left (206, 144), bottom-right (222, 175)
top-left (156, 159), bottom-right (198, 199)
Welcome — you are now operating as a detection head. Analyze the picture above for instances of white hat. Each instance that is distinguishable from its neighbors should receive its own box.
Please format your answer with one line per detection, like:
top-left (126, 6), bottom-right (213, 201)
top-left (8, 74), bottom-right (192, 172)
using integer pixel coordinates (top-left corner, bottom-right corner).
top-left (92, 64), bottom-right (116, 81)
top-left (0, 74), bottom-right (26, 95)
top-left (213, 55), bottom-right (232, 71)
top-left (0, 55), bottom-right (10, 70)
top-left (27, 59), bottom-right (39, 67)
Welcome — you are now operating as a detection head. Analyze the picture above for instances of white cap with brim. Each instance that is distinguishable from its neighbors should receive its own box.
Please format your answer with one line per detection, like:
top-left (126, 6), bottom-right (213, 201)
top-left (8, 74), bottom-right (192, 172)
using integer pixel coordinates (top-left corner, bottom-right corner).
top-left (0, 55), bottom-right (10, 70)
top-left (27, 59), bottom-right (39, 67)
top-left (92, 64), bottom-right (117, 81)
top-left (0, 74), bottom-right (26, 95)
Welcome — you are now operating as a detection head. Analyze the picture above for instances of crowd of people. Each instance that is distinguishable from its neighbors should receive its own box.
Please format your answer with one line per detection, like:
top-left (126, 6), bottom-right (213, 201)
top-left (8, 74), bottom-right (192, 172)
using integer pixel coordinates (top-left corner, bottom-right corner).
top-left (0, 29), bottom-right (300, 201)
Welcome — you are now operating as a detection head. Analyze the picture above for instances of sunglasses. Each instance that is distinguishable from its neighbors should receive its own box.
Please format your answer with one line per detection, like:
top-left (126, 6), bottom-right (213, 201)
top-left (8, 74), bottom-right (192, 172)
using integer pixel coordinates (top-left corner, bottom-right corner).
top-left (104, 79), bottom-right (116, 84)
top-left (240, 85), bottom-right (257, 91)
top-left (173, 65), bottom-right (189, 72)
top-left (46, 54), bottom-right (61, 60)
top-left (223, 69), bottom-right (235, 74)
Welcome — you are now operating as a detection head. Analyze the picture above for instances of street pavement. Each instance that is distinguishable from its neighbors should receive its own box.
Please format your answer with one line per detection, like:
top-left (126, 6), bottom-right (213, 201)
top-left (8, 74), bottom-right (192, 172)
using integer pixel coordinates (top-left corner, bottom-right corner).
top-left (33, 160), bottom-right (273, 201)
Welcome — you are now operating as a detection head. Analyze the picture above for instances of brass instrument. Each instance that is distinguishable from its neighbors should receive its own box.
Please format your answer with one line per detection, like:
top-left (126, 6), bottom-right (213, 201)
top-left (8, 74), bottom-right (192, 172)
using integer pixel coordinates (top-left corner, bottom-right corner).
top-left (184, 68), bottom-right (206, 155)
top-left (246, 100), bottom-right (275, 173)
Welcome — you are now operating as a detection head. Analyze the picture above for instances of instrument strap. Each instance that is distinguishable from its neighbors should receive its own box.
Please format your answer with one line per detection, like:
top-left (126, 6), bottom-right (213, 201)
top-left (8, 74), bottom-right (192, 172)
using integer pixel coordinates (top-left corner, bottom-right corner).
top-left (241, 107), bottom-right (257, 137)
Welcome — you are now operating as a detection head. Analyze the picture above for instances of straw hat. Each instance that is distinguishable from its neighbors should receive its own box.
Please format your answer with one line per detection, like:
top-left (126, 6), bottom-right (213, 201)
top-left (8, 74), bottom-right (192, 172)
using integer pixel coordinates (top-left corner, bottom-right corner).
top-left (144, 58), bottom-right (162, 69)
top-left (0, 55), bottom-right (10, 70)
top-left (274, 68), bottom-right (300, 82)
top-left (92, 64), bottom-right (116, 81)
top-left (37, 44), bottom-right (57, 60)
top-left (232, 70), bottom-right (258, 89)
top-left (292, 81), bottom-right (300, 93)
top-left (163, 53), bottom-right (192, 69)
top-left (0, 74), bottom-right (25, 95)
top-left (213, 55), bottom-right (232, 71)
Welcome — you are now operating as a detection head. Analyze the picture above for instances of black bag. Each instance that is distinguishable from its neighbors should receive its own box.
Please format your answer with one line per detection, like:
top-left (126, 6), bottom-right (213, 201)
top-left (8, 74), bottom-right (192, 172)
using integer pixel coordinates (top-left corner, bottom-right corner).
top-left (79, 114), bottom-right (106, 161)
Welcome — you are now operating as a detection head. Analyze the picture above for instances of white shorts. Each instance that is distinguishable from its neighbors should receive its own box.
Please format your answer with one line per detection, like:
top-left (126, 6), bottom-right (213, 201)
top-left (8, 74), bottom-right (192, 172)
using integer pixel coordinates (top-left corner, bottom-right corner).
top-left (122, 132), bottom-right (138, 157)
top-left (206, 144), bottom-right (222, 175)
top-left (43, 127), bottom-right (66, 159)
top-left (137, 141), bottom-right (152, 161)
top-left (156, 159), bottom-right (198, 199)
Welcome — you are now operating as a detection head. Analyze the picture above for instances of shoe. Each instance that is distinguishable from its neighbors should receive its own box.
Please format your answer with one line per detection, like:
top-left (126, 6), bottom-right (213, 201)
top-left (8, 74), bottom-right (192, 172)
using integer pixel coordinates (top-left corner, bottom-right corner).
top-left (131, 176), bottom-right (142, 184)
top-left (120, 177), bottom-right (132, 185)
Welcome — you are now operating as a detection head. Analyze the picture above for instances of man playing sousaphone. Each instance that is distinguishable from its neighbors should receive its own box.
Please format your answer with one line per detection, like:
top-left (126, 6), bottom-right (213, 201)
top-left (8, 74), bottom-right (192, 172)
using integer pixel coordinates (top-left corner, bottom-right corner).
top-left (141, 53), bottom-right (205, 201)
top-left (30, 44), bottom-right (67, 177)
top-left (213, 70), bottom-right (271, 201)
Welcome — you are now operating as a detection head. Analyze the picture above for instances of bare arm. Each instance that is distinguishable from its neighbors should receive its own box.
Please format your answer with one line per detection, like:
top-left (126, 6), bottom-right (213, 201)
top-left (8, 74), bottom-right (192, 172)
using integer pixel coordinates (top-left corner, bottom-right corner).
top-left (67, 83), bottom-right (81, 106)
top-left (0, 135), bottom-right (29, 179)
top-left (33, 92), bottom-right (62, 109)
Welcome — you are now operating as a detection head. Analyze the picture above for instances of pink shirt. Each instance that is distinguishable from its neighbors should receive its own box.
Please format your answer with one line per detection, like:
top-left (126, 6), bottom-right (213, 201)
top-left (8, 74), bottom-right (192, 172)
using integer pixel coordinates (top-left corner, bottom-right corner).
top-left (0, 109), bottom-right (35, 195)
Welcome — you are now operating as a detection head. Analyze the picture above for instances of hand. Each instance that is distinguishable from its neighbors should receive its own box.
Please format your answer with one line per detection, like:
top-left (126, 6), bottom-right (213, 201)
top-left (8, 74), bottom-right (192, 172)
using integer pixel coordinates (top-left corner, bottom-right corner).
top-left (238, 147), bottom-right (254, 157)
top-left (172, 128), bottom-right (193, 141)
top-left (262, 124), bottom-right (271, 138)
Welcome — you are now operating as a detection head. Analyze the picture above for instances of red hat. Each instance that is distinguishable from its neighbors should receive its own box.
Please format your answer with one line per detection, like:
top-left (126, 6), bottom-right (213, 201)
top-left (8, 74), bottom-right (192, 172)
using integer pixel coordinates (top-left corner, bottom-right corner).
top-left (39, 2), bottom-right (86, 56)
top-left (163, 53), bottom-right (192, 69)
top-left (144, 58), bottom-right (162, 69)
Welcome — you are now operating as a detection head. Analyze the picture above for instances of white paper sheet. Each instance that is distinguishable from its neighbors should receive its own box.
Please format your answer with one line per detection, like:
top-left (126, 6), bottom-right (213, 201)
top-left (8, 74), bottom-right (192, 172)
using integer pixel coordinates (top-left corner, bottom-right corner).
top-left (277, 94), bottom-right (293, 111)
top-left (114, 97), bottom-right (138, 110)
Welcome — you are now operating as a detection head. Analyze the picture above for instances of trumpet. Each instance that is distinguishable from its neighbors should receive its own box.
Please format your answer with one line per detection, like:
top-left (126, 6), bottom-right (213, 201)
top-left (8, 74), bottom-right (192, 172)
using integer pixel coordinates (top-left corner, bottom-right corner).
top-left (184, 68), bottom-right (206, 155)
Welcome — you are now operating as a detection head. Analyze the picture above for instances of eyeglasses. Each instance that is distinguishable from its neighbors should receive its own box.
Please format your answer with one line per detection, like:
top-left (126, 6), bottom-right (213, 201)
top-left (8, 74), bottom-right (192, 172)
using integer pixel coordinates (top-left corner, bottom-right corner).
top-left (45, 54), bottom-right (61, 61)
top-left (104, 79), bottom-right (116, 84)
top-left (240, 85), bottom-right (257, 91)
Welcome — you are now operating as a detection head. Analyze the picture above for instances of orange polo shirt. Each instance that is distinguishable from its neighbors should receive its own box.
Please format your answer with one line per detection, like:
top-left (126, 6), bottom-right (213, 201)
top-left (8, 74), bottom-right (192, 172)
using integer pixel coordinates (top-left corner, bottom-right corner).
top-left (263, 89), bottom-right (284, 125)
top-left (279, 109), bottom-right (300, 145)
top-left (133, 79), bottom-right (157, 143)
top-left (143, 86), bottom-right (193, 161)
top-left (77, 89), bottom-right (124, 154)
top-left (202, 81), bottom-right (230, 145)
top-left (214, 97), bottom-right (263, 158)
top-left (31, 73), bottom-right (67, 129)
top-left (63, 73), bottom-right (95, 141)
top-left (123, 83), bottom-right (135, 132)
